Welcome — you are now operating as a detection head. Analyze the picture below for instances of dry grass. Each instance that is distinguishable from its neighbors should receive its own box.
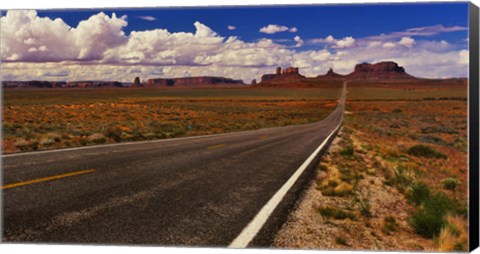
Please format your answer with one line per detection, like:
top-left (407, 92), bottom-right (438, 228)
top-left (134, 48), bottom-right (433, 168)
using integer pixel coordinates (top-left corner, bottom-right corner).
top-left (438, 215), bottom-right (468, 251)
top-left (274, 84), bottom-right (468, 251)
top-left (3, 87), bottom-right (341, 153)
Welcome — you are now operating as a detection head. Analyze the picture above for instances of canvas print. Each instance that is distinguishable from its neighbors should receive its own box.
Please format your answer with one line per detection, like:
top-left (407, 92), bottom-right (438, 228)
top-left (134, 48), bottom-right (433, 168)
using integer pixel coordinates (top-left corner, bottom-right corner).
top-left (1, 2), bottom-right (477, 252)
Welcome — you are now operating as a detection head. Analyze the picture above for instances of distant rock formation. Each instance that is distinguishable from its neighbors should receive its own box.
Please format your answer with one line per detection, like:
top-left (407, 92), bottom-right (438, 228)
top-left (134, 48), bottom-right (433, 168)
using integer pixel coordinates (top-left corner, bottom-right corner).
top-left (282, 67), bottom-right (300, 75)
top-left (3, 76), bottom-right (243, 89)
top-left (260, 74), bottom-right (277, 82)
top-left (133, 77), bottom-right (141, 86)
top-left (2, 80), bottom-right (128, 88)
top-left (251, 79), bottom-right (257, 85)
top-left (276, 67), bottom-right (282, 75)
top-left (260, 66), bottom-right (305, 83)
top-left (317, 68), bottom-right (345, 79)
top-left (2, 81), bottom-right (65, 88)
top-left (146, 76), bottom-right (244, 87)
top-left (346, 61), bottom-right (414, 79)
top-left (0, 61), bottom-right (422, 89)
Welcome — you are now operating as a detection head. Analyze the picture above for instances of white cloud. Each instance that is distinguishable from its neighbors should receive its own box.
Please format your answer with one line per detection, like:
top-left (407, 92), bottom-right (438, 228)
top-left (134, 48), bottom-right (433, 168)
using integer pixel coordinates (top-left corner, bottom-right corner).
top-left (138, 16), bottom-right (156, 21)
top-left (366, 25), bottom-right (467, 41)
top-left (72, 12), bottom-right (128, 60)
top-left (259, 24), bottom-right (289, 34)
top-left (227, 25), bottom-right (236, 30)
top-left (398, 37), bottom-right (415, 47)
top-left (308, 35), bottom-right (356, 48)
top-left (325, 35), bottom-right (335, 43)
top-left (334, 36), bottom-right (355, 48)
top-left (1, 10), bottom-right (469, 82)
top-left (293, 36), bottom-right (304, 47)
top-left (458, 50), bottom-right (469, 65)
top-left (367, 41), bottom-right (382, 48)
top-left (1, 10), bottom-right (127, 62)
top-left (289, 27), bottom-right (298, 33)
top-left (382, 42), bottom-right (396, 48)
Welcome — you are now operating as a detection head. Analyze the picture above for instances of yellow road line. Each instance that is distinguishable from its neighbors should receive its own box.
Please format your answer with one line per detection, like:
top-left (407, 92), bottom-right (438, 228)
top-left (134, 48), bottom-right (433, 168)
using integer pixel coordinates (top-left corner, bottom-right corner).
top-left (207, 144), bottom-right (226, 150)
top-left (2, 169), bottom-right (96, 190)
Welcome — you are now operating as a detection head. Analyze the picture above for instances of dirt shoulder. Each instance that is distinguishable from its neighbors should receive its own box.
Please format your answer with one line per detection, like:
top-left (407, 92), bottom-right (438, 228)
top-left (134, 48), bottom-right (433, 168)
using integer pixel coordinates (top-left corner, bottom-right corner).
top-left (273, 127), bottom-right (434, 251)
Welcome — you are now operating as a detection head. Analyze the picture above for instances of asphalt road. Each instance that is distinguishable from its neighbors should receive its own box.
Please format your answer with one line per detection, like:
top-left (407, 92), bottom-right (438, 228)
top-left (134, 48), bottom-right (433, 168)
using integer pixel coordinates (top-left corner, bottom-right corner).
top-left (2, 82), bottom-right (346, 247)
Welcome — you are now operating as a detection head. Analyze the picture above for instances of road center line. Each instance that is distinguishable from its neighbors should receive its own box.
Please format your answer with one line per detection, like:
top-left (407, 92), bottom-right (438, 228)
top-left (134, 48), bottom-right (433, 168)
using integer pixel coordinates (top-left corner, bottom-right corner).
top-left (1, 169), bottom-right (96, 190)
top-left (206, 144), bottom-right (226, 150)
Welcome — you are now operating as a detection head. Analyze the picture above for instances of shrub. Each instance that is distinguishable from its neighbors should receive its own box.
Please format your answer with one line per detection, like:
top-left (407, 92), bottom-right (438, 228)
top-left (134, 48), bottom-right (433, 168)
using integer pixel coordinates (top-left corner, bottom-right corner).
top-left (384, 165), bottom-right (416, 193)
top-left (319, 164), bottom-right (328, 171)
top-left (319, 206), bottom-right (355, 220)
top-left (382, 216), bottom-right (398, 234)
top-left (358, 198), bottom-right (372, 218)
top-left (340, 146), bottom-right (354, 157)
top-left (87, 133), bottom-right (106, 144)
top-left (441, 178), bottom-right (461, 192)
top-left (408, 182), bottom-right (431, 205)
top-left (104, 126), bottom-right (122, 142)
top-left (333, 182), bottom-right (353, 196)
top-left (409, 192), bottom-right (457, 238)
top-left (39, 137), bottom-right (56, 146)
top-left (14, 138), bottom-right (31, 151)
top-left (335, 236), bottom-right (349, 246)
top-left (407, 145), bottom-right (447, 159)
top-left (418, 135), bottom-right (447, 146)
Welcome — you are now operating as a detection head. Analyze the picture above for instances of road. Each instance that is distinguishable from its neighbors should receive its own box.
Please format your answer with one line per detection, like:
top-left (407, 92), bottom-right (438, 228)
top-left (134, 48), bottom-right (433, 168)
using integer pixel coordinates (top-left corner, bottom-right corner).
top-left (2, 82), bottom-right (346, 247)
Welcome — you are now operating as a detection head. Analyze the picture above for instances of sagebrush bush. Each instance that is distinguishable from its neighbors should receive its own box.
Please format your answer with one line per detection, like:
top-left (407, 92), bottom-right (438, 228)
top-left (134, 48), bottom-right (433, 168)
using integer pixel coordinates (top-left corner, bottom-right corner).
top-left (382, 216), bottom-right (398, 234)
top-left (104, 126), bottom-right (122, 142)
top-left (384, 165), bottom-right (416, 193)
top-left (408, 182), bottom-right (431, 205)
top-left (407, 144), bottom-right (447, 159)
top-left (409, 192), bottom-right (457, 238)
top-left (334, 182), bottom-right (353, 196)
top-left (335, 236), bottom-right (349, 246)
top-left (340, 146), bottom-right (354, 157)
top-left (441, 178), bottom-right (461, 192)
top-left (319, 206), bottom-right (355, 220)
top-left (87, 133), bottom-right (106, 144)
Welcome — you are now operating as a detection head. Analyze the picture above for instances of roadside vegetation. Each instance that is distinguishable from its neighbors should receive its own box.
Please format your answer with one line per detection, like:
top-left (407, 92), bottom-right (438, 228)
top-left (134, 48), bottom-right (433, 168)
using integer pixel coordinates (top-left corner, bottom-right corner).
top-left (274, 85), bottom-right (468, 251)
top-left (3, 88), bottom-right (341, 153)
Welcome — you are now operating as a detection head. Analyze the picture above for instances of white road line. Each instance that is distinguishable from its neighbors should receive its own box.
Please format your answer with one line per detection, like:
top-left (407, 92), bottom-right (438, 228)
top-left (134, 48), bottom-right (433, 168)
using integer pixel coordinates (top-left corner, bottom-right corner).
top-left (229, 82), bottom-right (346, 248)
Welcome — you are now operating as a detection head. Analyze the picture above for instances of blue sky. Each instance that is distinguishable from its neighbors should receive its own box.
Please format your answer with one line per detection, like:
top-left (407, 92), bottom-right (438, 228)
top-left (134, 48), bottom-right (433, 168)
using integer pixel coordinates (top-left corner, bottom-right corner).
top-left (37, 3), bottom-right (468, 46)
top-left (0, 2), bottom-right (470, 81)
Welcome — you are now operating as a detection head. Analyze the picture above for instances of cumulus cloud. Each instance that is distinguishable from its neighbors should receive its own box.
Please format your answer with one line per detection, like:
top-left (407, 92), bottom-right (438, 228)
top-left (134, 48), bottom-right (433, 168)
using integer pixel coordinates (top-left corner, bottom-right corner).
top-left (334, 36), bottom-right (356, 48)
top-left (289, 27), bottom-right (298, 33)
top-left (293, 36), bottom-right (304, 47)
top-left (309, 35), bottom-right (356, 48)
top-left (398, 37), bottom-right (415, 47)
top-left (1, 10), bottom-right (127, 62)
top-left (1, 10), bottom-right (468, 82)
top-left (382, 42), bottom-right (396, 48)
top-left (259, 24), bottom-right (289, 34)
top-left (138, 16), bottom-right (156, 21)
top-left (325, 35), bottom-right (335, 43)
top-left (72, 12), bottom-right (128, 60)
top-left (227, 25), bottom-right (236, 30)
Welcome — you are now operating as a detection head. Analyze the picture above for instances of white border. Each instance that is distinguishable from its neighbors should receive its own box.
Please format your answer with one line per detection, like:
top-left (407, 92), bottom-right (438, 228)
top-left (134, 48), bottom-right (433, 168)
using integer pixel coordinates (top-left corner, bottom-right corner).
top-left (1, 1), bottom-right (478, 254)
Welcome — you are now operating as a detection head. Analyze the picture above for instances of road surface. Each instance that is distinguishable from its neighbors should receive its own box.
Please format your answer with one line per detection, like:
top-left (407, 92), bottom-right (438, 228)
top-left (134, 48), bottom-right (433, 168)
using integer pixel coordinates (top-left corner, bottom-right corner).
top-left (2, 83), bottom-right (346, 247)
